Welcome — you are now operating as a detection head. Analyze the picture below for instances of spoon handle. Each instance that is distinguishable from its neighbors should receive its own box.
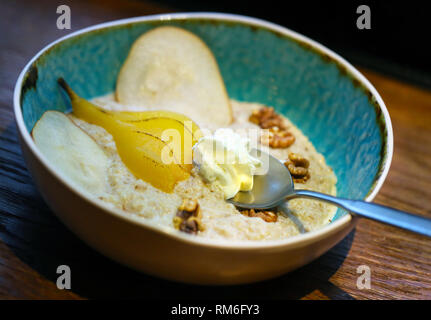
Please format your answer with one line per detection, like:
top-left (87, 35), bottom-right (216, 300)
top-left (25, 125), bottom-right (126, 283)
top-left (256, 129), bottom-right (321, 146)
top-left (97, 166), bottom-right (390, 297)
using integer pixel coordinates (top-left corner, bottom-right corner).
top-left (288, 189), bottom-right (431, 237)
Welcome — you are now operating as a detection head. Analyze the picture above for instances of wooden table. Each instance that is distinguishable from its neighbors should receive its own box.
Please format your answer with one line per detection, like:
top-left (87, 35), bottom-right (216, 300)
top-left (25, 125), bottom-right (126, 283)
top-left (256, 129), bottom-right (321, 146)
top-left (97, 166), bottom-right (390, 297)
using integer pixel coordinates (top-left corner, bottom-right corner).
top-left (0, 0), bottom-right (430, 300)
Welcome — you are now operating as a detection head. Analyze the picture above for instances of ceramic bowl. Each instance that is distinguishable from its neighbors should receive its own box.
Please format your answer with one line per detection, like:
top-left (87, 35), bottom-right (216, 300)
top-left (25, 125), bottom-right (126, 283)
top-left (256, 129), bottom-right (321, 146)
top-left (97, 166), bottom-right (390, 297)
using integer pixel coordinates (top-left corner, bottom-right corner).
top-left (13, 13), bottom-right (393, 285)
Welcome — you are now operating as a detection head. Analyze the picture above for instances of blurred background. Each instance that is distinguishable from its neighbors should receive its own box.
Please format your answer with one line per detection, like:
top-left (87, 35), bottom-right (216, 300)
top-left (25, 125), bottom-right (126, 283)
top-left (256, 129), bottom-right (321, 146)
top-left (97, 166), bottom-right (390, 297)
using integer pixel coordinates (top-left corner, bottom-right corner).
top-left (3, 0), bottom-right (429, 89)
top-left (157, 0), bottom-right (430, 89)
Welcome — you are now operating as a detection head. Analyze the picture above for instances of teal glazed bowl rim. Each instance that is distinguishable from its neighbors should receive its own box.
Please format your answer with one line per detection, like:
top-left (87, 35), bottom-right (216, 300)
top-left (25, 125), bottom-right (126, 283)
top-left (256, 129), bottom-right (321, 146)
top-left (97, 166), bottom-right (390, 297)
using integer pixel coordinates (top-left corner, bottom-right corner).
top-left (13, 12), bottom-right (393, 249)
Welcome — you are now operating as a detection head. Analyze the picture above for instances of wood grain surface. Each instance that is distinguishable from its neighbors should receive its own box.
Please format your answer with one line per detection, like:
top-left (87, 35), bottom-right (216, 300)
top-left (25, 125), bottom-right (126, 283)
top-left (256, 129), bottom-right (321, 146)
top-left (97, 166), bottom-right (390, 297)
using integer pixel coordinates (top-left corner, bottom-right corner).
top-left (0, 0), bottom-right (430, 300)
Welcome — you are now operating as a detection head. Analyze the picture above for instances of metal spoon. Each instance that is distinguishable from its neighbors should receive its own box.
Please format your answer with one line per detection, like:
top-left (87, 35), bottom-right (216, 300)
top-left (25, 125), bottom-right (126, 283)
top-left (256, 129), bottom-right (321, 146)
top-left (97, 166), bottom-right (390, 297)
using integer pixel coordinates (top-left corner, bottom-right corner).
top-left (229, 149), bottom-right (431, 237)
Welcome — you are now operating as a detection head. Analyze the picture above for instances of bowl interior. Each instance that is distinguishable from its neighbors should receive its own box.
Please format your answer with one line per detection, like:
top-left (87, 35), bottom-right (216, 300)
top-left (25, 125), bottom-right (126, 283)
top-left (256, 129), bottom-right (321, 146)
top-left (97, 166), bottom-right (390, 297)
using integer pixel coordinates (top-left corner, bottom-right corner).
top-left (19, 17), bottom-right (388, 222)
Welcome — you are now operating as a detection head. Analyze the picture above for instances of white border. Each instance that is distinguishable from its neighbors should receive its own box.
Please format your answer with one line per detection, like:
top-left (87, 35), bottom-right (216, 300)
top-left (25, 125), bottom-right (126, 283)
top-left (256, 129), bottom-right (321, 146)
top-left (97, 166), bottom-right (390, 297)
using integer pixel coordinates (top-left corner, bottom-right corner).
top-left (13, 12), bottom-right (393, 249)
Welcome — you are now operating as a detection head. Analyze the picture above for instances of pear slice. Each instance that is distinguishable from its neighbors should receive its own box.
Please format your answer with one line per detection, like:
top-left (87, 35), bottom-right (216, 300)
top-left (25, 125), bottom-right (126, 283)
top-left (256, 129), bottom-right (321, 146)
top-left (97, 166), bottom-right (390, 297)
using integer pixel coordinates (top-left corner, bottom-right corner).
top-left (116, 26), bottom-right (233, 127)
top-left (32, 111), bottom-right (108, 195)
top-left (113, 129), bottom-right (191, 192)
top-left (127, 117), bottom-right (196, 165)
top-left (58, 78), bottom-right (193, 192)
top-left (111, 110), bottom-right (203, 142)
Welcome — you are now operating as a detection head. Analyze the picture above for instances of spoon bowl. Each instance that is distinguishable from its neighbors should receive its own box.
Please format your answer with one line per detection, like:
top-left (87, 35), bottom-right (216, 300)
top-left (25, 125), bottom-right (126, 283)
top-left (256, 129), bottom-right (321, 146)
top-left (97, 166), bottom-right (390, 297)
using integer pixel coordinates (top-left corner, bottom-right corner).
top-left (230, 148), bottom-right (294, 209)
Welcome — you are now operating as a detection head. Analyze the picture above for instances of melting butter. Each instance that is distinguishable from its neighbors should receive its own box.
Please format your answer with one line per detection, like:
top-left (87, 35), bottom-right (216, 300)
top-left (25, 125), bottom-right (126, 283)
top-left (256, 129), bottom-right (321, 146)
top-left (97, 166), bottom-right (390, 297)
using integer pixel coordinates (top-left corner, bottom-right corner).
top-left (193, 128), bottom-right (262, 199)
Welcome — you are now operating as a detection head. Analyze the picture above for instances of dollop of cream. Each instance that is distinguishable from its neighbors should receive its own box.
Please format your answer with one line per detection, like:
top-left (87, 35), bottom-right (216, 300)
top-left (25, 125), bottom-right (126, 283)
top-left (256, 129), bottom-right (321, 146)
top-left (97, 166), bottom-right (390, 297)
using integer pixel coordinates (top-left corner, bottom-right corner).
top-left (193, 128), bottom-right (262, 199)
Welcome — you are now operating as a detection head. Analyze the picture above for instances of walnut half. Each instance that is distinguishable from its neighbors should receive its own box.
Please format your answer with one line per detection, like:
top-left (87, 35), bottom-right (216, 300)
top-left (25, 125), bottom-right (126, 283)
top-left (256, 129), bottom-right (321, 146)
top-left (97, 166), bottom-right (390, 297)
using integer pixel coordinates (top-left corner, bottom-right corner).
top-left (262, 127), bottom-right (295, 149)
top-left (284, 152), bottom-right (310, 183)
top-left (249, 106), bottom-right (287, 130)
top-left (173, 199), bottom-right (203, 234)
top-left (240, 209), bottom-right (278, 223)
top-left (249, 106), bottom-right (295, 149)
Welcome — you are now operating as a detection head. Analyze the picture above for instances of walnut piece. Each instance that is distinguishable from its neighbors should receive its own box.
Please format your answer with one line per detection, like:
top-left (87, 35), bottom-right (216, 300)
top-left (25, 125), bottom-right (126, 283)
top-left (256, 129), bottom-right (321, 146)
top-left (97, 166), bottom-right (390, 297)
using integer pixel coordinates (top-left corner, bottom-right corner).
top-left (179, 198), bottom-right (198, 212)
top-left (288, 152), bottom-right (309, 168)
top-left (262, 127), bottom-right (295, 149)
top-left (249, 106), bottom-right (295, 149)
top-left (240, 209), bottom-right (278, 223)
top-left (249, 106), bottom-right (287, 130)
top-left (174, 199), bottom-right (203, 234)
top-left (284, 152), bottom-right (310, 183)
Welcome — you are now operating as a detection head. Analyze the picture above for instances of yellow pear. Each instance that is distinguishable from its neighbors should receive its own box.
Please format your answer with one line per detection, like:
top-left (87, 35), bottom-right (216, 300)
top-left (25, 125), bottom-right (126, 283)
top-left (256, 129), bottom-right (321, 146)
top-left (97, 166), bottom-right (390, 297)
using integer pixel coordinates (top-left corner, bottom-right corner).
top-left (58, 78), bottom-right (201, 192)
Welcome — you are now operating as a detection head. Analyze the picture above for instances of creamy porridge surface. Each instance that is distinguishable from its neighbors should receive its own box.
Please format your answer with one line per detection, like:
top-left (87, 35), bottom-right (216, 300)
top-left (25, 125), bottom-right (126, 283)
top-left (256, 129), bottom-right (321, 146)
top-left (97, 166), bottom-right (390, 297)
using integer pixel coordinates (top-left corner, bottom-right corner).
top-left (69, 94), bottom-right (337, 241)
